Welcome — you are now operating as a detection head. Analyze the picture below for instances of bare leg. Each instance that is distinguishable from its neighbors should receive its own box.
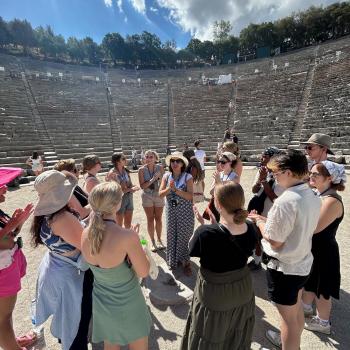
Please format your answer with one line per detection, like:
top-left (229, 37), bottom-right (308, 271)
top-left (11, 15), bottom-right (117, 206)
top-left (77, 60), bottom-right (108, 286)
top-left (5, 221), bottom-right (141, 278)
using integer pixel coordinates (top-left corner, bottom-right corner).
top-left (104, 341), bottom-right (120, 350)
top-left (123, 210), bottom-right (133, 229)
top-left (129, 336), bottom-right (148, 350)
top-left (315, 295), bottom-right (332, 320)
top-left (154, 207), bottom-right (164, 242)
top-left (276, 290), bottom-right (304, 350)
top-left (302, 290), bottom-right (316, 305)
top-left (143, 206), bottom-right (155, 242)
top-left (0, 294), bottom-right (22, 350)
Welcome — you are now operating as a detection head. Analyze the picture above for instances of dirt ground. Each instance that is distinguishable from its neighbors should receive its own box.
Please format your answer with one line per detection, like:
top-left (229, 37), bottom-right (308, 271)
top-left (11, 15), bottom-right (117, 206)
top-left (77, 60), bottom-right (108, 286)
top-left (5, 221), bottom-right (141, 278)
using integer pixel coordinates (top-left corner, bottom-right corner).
top-left (4, 167), bottom-right (350, 350)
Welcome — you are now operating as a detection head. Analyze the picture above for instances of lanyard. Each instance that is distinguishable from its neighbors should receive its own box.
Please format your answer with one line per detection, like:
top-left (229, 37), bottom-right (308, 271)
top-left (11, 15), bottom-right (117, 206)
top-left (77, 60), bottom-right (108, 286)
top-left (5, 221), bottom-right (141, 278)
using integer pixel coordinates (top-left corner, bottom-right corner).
top-left (222, 171), bottom-right (232, 182)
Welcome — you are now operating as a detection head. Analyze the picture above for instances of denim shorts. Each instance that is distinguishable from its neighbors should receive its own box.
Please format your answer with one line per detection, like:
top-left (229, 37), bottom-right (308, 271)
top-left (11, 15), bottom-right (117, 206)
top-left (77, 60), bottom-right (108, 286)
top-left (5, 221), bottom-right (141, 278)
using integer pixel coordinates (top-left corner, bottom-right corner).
top-left (117, 192), bottom-right (134, 214)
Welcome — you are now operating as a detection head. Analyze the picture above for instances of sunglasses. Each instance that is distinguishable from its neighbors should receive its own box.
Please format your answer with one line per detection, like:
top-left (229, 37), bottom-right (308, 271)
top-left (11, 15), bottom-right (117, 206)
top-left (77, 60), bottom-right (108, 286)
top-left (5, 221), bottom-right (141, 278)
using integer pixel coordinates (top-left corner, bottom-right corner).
top-left (145, 155), bottom-right (154, 159)
top-left (170, 159), bottom-right (183, 164)
top-left (304, 145), bottom-right (322, 151)
top-left (217, 160), bottom-right (228, 165)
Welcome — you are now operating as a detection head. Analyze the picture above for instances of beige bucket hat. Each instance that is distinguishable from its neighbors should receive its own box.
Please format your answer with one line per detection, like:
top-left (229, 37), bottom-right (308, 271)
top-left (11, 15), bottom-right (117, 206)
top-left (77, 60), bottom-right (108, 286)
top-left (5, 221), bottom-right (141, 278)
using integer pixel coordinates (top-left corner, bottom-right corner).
top-left (302, 133), bottom-right (334, 155)
top-left (33, 170), bottom-right (78, 216)
top-left (165, 151), bottom-right (189, 167)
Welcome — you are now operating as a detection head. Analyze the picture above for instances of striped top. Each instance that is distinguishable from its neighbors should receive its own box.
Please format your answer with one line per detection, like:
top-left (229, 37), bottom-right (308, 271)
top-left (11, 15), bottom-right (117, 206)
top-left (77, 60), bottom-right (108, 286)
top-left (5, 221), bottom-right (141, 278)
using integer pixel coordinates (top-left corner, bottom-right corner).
top-left (40, 217), bottom-right (76, 255)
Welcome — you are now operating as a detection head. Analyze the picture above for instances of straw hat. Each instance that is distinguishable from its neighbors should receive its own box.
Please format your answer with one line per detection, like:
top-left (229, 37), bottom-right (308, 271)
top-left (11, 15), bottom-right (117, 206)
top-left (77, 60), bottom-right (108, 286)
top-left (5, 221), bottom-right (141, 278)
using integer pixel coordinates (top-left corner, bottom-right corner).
top-left (302, 133), bottom-right (334, 155)
top-left (165, 151), bottom-right (189, 167)
top-left (33, 170), bottom-right (77, 216)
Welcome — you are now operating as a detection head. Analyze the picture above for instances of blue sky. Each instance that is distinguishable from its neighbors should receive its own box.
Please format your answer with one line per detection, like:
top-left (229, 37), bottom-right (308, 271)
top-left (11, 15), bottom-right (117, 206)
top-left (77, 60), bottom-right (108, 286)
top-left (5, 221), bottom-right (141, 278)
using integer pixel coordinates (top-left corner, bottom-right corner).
top-left (0, 0), bottom-right (336, 48)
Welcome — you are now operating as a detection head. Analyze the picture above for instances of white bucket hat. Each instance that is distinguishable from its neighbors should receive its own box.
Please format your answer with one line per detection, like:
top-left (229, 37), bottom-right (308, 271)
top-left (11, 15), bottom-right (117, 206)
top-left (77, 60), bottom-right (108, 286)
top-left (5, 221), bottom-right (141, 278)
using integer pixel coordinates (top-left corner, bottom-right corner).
top-left (33, 170), bottom-right (77, 216)
top-left (165, 151), bottom-right (189, 167)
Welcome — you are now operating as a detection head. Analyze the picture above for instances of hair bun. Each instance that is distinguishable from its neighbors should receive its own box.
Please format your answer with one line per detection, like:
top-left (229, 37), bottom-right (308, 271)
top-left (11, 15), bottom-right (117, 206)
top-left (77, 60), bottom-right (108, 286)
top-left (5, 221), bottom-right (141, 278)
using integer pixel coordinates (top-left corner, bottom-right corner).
top-left (233, 208), bottom-right (248, 224)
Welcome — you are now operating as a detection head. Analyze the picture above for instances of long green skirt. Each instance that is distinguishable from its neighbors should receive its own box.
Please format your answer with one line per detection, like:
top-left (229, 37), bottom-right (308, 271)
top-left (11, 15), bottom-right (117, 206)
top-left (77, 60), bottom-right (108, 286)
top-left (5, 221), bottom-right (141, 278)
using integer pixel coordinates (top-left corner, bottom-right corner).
top-left (181, 266), bottom-right (255, 350)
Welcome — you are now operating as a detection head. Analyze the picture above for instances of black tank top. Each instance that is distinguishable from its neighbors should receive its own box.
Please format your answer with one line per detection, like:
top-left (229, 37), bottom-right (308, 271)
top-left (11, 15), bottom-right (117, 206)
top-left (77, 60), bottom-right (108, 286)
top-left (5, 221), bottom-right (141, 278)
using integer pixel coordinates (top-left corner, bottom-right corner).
top-left (313, 192), bottom-right (343, 244)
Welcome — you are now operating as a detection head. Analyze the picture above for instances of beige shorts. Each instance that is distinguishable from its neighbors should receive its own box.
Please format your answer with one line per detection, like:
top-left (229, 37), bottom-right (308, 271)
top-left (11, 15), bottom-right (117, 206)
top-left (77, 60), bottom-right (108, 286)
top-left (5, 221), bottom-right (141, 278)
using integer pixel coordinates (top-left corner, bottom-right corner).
top-left (141, 192), bottom-right (165, 208)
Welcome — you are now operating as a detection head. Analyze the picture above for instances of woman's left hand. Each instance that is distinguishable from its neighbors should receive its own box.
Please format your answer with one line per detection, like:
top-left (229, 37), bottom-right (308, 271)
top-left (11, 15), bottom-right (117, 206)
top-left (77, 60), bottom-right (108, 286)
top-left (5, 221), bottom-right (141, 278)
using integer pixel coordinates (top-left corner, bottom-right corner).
top-left (131, 223), bottom-right (140, 235)
top-left (193, 205), bottom-right (205, 225)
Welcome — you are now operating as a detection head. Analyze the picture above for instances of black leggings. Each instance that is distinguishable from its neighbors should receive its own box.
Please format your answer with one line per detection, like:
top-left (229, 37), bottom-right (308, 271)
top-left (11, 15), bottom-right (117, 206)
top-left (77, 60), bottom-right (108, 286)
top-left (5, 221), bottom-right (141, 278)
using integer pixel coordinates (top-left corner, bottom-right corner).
top-left (69, 269), bottom-right (94, 350)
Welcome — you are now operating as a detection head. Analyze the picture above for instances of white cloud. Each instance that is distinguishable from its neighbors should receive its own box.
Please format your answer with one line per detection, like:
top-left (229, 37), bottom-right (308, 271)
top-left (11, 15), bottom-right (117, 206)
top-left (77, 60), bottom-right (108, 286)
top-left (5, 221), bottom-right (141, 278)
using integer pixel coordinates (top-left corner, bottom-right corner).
top-left (117, 0), bottom-right (123, 12)
top-left (156, 0), bottom-right (336, 40)
top-left (104, 0), bottom-right (113, 7)
top-left (130, 0), bottom-right (146, 14)
top-left (150, 7), bottom-right (159, 13)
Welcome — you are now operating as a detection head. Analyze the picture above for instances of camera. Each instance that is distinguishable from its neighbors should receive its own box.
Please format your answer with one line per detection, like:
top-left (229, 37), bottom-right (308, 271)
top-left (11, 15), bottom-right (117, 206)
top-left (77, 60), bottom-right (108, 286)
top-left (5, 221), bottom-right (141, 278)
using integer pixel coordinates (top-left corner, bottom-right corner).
top-left (171, 199), bottom-right (179, 208)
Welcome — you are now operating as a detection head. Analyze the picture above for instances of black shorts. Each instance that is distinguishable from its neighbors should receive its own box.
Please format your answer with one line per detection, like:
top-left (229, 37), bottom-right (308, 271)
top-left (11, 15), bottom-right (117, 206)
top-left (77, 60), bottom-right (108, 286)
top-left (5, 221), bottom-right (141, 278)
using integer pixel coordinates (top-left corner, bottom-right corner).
top-left (267, 268), bottom-right (309, 306)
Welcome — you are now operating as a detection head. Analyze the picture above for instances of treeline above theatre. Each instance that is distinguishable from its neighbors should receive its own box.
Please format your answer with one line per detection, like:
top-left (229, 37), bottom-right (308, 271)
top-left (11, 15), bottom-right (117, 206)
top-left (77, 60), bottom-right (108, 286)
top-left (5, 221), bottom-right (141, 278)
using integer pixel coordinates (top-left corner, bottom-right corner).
top-left (0, 1), bottom-right (350, 68)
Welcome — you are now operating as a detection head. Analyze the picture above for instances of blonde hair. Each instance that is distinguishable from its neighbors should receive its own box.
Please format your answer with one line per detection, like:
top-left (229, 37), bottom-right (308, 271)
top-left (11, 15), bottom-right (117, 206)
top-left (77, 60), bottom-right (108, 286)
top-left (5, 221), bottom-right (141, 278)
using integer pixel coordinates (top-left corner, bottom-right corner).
top-left (222, 141), bottom-right (240, 156)
top-left (145, 150), bottom-right (159, 162)
top-left (215, 183), bottom-right (248, 224)
top-left (54, 159), bottom-right (76, 173)
top-left (87, 182), bottom-right (123, 255)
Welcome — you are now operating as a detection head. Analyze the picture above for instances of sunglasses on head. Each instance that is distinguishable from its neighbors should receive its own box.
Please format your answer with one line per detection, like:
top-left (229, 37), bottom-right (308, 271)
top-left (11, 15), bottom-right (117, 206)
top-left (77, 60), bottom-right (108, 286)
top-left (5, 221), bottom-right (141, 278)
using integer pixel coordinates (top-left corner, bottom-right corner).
top-left (170, 159), bottom-right (183, 164)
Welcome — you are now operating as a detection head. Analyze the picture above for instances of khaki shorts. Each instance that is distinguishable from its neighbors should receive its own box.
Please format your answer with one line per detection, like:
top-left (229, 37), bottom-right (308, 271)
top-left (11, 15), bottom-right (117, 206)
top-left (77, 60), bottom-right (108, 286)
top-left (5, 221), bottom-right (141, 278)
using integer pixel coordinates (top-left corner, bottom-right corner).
top-left (141, 192), bottom-right (165, 208)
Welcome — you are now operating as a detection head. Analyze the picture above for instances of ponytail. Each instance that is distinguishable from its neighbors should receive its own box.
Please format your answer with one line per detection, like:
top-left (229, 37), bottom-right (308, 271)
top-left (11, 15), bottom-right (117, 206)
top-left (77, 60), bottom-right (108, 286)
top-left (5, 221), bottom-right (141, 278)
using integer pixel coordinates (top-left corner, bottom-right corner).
top-left (88, 212), bottom-right (105, 255)
top-left (232, 208), bottom-right (248, 224)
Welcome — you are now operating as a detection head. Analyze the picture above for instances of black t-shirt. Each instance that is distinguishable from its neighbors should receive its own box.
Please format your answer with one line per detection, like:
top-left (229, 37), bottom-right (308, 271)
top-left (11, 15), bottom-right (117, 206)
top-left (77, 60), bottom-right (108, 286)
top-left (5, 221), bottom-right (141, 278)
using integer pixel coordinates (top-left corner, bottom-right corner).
top-left (190, 222), bottom-right (257, 273)
top-left (74, 185), bottom-right (89, 207)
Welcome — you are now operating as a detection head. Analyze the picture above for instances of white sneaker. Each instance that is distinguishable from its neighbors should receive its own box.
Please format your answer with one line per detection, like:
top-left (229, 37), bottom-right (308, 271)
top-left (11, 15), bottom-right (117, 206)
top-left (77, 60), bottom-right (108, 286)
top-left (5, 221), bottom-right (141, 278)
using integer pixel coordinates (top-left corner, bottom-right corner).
top-left (265, 329), bottom-right (281, 348)
top-left (304, 316), bottom-right (331, 335)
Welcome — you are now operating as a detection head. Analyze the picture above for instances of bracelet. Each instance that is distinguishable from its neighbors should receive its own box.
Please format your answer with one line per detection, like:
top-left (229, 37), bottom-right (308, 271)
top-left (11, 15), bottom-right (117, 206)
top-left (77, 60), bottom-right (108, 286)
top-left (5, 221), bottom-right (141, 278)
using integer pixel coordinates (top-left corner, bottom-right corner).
top-left (260, 180), bottom-right (267, 183)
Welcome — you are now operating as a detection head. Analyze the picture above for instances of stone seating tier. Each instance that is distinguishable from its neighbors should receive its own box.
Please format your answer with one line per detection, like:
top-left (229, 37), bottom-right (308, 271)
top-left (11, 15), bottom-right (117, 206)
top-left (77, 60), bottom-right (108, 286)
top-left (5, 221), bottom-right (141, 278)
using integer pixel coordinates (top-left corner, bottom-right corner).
top-left (1, 35), bottom-right (350, 170)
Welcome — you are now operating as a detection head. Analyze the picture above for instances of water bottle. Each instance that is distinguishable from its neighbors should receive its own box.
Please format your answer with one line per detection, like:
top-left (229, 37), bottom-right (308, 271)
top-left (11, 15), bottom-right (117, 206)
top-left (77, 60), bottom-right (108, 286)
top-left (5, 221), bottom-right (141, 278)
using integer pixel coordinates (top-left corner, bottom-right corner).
top-left (140, 236), bottom-right (148, 247)
top-left (140, 236), bottom-right (159, 280)
top-left (30, 299), bottom-right (36, 326)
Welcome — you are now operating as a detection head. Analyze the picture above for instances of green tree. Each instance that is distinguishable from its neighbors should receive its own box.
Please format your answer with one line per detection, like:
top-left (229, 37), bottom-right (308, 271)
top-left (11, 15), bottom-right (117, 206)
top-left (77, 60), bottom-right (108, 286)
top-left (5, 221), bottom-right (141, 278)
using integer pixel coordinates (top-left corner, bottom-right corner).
top-left (125, 34), bottom-right (142, 64)
top-left (0, 16), bottom-right (11, 47)
top-left (102, 32), bottom-right (126, 65)
top-left (8, 19), bottom-right (36, 51)
top-left (82, 37), bottom-right (102, 64)
top-left (213, 20), bottom-right (232, 42)
top-left (186, 38), bottom-right (202, 56)
top-left (36, 26), bottom-right (66, 58)
top-left (67, 37), bottom-right (85, 62)
top-left (200, 40), bottom-right (215, 60)
top-left (140, 31), bottom-right (162, 65)
top-left (214, 35), bottom-right (239, 61)
top-left (176, 49), bottom-right (195, 62)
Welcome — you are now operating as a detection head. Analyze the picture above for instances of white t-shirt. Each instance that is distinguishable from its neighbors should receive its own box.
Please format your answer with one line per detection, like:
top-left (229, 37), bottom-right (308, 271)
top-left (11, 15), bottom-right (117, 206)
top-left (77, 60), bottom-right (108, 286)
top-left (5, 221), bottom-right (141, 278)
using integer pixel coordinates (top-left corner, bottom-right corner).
top-left (194, 149), bottom-right (206, 170)
top-left (261, 183), bottom-right (321, 276)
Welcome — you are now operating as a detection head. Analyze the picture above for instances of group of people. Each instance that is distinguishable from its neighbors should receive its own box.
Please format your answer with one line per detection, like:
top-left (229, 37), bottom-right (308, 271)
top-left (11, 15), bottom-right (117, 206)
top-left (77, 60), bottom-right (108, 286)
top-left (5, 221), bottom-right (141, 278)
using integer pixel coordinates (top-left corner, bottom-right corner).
top-left (0, 132), bottom-right (347, 350)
